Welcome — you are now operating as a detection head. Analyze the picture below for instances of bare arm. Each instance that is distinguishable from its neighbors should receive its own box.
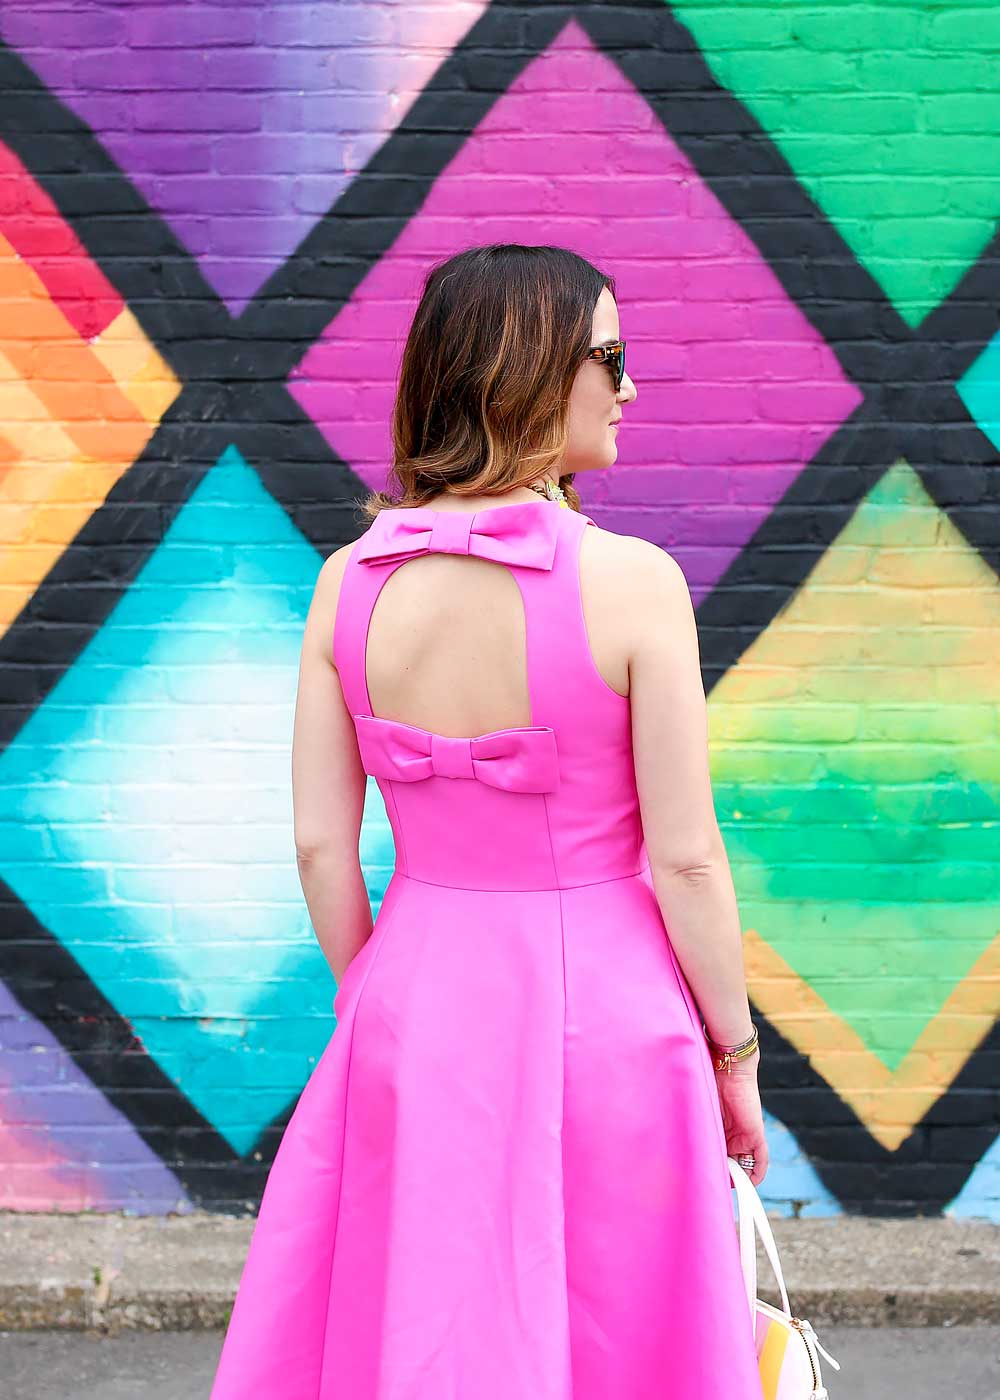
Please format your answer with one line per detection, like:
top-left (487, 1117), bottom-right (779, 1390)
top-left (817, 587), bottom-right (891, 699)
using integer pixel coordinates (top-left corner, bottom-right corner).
top-left (627, 542), bottom-right (756, 1050)
top-left (291, 546), bottom-right (373, 986)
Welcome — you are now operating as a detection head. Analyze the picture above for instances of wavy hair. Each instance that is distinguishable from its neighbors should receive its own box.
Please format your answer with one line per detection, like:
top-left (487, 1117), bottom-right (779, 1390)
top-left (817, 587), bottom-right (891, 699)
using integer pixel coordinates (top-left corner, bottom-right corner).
top-left (355, 243), bottom-right (616, 520)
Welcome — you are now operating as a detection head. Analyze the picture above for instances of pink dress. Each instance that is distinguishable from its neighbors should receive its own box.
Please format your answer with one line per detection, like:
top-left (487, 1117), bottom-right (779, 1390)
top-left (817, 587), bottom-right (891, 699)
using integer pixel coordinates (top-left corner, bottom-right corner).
top-left (210, 498), bottom-right (763, 1399)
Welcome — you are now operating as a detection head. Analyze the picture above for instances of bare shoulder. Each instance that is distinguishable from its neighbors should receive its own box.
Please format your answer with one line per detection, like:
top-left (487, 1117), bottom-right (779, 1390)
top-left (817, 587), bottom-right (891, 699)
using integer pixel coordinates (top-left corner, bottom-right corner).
top-left (306, 541), bottom-right (359, 660)
top-left (579, 521), bottom-right (692, 646)
top-left (314, 540), bottom-right (357, 607)
top-left (321, 539), bottom-right (357, 583)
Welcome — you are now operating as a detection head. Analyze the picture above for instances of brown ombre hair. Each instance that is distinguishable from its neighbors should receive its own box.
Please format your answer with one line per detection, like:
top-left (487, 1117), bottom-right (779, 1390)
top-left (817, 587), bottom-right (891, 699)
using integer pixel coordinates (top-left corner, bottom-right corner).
top-left (355, 243), bottom-right (616, 520)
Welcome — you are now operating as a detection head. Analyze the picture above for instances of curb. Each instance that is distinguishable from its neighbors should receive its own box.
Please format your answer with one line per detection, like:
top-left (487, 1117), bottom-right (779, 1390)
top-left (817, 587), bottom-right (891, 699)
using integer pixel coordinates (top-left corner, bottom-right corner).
top-left (1, 1211), bottom-right (998, 1333)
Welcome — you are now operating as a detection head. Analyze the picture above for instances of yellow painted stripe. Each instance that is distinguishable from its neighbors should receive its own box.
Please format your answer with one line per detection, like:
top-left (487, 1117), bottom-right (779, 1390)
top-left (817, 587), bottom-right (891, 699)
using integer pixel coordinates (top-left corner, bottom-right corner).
top-left (89, 305), bottom-right (179, 423)
top-left (0, 346), bottom-right (126, 629)
top-left (744, 927), bottom-right (1000, 1149)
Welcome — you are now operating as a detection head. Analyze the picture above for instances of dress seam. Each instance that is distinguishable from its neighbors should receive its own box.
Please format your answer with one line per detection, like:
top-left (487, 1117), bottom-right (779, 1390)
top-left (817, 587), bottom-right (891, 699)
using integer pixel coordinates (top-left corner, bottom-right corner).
top-left (556, 882), bottom-right (573, 1397)
top-left (314, 891), bottom-right (401, 1398)
top-left (541, 783), bottom-right (573, 1397)
top-left (391, 861), bottom-right (650, 894)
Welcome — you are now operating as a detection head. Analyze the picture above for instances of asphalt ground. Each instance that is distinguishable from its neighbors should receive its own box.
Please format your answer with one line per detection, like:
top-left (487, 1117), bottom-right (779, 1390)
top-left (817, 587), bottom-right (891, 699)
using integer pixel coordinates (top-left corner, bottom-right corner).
top-left (2, 1326), bottom-right (998, 1399)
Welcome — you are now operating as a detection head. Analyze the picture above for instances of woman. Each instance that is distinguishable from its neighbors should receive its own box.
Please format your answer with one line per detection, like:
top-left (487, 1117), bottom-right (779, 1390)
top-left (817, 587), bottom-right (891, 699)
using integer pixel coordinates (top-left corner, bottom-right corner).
top-left (211, 243), bottom-right (767, 1399)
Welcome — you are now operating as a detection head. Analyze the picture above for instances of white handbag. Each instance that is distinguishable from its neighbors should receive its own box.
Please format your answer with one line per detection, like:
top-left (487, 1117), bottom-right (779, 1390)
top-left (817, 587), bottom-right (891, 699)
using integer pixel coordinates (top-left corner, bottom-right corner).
top-left (728, 1156), bottom-right (843, 1399)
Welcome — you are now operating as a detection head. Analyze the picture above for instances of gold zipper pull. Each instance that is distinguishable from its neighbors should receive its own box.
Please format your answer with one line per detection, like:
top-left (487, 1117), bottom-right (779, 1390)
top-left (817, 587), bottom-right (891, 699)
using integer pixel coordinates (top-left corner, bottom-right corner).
top-left (788, 1316), bottom-right (822, 1391)
top-left (795, 1315), bottom-right (842, 1371)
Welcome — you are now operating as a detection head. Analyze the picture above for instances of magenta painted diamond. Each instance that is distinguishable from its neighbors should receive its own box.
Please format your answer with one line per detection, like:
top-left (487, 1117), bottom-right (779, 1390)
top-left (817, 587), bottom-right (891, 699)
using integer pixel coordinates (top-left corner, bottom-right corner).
top-left (290, 20), bottom-right (862, 603)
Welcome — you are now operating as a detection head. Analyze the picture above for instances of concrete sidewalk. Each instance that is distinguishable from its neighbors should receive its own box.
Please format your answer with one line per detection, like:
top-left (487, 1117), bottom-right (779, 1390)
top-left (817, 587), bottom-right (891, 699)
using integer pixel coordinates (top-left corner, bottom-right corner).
top-left (1, 1212), bottom-right (997, 1333)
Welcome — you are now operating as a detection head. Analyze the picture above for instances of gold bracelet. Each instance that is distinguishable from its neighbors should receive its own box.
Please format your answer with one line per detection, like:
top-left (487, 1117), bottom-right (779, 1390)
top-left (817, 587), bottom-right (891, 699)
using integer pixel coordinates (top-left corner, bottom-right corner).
top-left (703, 1021), bottom-right (760, 1073)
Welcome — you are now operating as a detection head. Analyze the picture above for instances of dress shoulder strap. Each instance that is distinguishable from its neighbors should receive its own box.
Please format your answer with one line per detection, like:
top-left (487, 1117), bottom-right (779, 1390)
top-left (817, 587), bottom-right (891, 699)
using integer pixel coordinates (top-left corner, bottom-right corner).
top-left (515, 507), bottom-right (628, 728)
top-left (332, 502), bottom-right (626, 728)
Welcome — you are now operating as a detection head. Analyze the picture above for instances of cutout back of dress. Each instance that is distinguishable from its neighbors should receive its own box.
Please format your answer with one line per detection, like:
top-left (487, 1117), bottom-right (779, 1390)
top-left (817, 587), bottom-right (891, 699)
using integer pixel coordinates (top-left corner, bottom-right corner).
top-left (365, 553), bottom-right (534, 738)
top-left (333, 500), bottom-right (645, 890)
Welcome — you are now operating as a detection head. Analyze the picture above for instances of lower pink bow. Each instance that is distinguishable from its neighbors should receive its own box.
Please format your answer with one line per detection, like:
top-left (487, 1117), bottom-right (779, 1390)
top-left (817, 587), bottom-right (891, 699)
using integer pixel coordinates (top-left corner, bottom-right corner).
top-left (354, 714), bottom-right (560, 794)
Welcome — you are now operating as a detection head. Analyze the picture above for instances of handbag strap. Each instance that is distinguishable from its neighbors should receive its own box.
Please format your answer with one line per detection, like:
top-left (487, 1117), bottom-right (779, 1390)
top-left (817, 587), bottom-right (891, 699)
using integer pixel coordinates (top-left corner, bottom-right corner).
top-left (728, 1155), bottom-right (792, 1319)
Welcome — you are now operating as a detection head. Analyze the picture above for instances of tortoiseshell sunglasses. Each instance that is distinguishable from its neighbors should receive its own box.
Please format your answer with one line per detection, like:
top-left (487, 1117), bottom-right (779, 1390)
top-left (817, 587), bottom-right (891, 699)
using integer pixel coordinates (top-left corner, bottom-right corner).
top-left (585, 339), bottom-right (626, 392)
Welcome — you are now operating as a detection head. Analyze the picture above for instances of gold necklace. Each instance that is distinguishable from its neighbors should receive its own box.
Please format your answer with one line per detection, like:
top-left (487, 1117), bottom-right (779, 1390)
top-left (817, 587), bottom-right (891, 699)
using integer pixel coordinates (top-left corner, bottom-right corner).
top-left (526, 477), bottom-right (571, 508)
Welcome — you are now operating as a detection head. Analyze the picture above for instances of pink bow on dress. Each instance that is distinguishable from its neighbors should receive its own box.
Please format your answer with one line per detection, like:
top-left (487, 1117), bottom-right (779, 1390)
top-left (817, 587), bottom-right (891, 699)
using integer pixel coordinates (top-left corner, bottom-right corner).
top-left (354, 714), bottom-right (560, 794)
top-left (355, 501), bottom-right (560, 570)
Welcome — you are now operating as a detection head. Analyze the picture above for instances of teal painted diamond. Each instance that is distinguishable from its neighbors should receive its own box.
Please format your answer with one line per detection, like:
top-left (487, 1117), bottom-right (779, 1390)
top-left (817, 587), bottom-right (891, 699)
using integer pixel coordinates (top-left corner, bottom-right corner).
top-left (0, 447), bottom-right (393, 1154)
top-left (957, 330), bottom-right (1000, 453)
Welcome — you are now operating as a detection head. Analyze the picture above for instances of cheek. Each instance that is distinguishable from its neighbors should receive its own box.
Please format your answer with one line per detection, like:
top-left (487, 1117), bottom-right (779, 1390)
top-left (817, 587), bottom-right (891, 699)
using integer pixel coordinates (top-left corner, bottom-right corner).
top-left (592, 397), bottom-right (615, 433)
top-left (568, 381), bottom-right (612, 439)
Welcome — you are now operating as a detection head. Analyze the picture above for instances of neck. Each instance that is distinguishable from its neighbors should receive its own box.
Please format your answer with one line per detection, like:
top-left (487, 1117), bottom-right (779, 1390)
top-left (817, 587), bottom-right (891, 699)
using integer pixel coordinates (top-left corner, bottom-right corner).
top-left (425, 473), bottom-right (561, 511)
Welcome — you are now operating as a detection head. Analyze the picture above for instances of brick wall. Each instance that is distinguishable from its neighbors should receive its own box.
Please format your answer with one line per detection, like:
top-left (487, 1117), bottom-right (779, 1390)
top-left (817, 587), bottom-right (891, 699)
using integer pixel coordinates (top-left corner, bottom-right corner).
top-left (0, 3), bottom-right (997, 1216)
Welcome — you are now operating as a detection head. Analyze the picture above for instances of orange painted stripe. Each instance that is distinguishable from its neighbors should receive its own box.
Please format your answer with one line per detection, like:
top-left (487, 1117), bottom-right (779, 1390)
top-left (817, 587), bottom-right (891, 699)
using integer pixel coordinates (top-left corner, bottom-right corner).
top-left (0, 232), bottom-right (150, 465)
top-left (0, 353), bottom-right (124, 627)
top-left (0, 423), bottom-right (17, 470)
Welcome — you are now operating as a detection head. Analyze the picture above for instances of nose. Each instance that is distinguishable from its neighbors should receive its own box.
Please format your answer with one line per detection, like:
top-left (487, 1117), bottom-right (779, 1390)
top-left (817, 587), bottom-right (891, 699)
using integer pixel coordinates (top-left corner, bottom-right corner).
top-left (618, 371), bottom-right (637, 405)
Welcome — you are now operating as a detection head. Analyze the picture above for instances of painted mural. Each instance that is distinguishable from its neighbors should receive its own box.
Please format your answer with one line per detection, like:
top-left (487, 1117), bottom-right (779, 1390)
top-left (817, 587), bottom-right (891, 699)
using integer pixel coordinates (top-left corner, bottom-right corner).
top-left (0, 2), bottom-right (997, 1217)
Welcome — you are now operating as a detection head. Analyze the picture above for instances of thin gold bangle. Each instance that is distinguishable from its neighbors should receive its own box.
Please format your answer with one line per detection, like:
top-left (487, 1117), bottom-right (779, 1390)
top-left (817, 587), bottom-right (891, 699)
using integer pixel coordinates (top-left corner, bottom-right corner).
top-left (703, 1021), bottom-right (759, 1073)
